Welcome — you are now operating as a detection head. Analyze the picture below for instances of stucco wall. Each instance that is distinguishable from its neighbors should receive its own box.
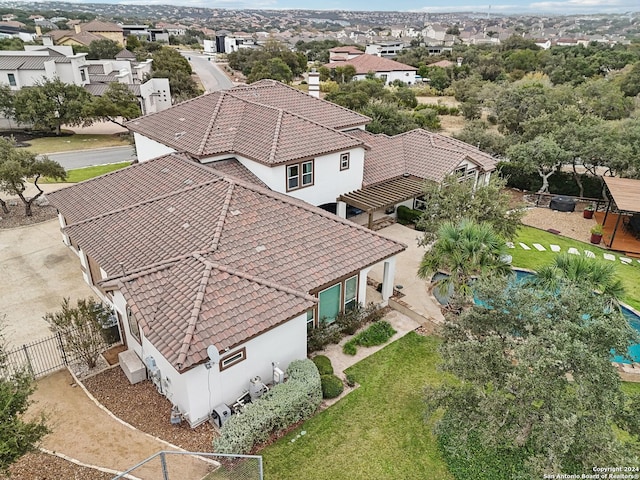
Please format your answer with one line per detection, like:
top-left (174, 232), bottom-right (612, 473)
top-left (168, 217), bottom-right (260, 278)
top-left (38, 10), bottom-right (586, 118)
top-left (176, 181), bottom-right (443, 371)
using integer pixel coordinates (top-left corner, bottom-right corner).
top-left (134, 133), bottom-right (176, 162)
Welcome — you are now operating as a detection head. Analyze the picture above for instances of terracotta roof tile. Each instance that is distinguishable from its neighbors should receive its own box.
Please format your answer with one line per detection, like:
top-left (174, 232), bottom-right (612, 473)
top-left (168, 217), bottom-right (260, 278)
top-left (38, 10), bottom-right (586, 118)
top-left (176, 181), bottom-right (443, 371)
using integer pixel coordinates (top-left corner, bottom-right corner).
top-left (50, 154), bottom-right (405, 371)
top-left (126, 91), bottom-right (363, 164)
top-left (325, 54), bottom-right (416, 75)
top-left (348, 129), bottom-right (497, 186)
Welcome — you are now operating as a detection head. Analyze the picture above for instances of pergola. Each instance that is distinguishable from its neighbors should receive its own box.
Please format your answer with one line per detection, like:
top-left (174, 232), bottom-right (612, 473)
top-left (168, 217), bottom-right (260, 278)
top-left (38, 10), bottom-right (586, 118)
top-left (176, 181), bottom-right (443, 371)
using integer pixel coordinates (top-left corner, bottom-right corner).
top-left (602, 176), bottom-right (640, 248)
top-left (337, 175), bottom-right (425, 229)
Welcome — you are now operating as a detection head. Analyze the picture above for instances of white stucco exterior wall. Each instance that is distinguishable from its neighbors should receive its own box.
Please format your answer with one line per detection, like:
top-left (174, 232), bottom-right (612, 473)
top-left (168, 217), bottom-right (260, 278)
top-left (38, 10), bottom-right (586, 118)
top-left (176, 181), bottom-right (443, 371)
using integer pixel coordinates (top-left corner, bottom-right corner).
top-left (354, 70), bottom-right (416, 85)
top-left (133, 133), bottom-right (176, 162)
top-left (211, 148), bottom-right (365, 207)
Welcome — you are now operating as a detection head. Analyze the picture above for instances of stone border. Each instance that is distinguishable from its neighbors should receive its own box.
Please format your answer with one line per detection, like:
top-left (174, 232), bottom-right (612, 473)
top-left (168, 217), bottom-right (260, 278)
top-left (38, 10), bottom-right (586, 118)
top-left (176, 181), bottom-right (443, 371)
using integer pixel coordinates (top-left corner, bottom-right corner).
top-left (39, 448), bottom-right (141, 480)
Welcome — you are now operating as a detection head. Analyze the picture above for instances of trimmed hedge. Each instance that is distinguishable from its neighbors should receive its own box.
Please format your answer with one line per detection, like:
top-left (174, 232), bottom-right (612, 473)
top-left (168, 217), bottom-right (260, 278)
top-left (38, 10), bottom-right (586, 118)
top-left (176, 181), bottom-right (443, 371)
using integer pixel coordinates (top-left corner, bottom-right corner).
top-left (312, 355), bottom-right (334, 375)
top-left (397, 205), bottom-right (423, 225)
top-left (320, 374), bottom-right (344, 399)
top-left (213, 359), bottom-right (322, 454)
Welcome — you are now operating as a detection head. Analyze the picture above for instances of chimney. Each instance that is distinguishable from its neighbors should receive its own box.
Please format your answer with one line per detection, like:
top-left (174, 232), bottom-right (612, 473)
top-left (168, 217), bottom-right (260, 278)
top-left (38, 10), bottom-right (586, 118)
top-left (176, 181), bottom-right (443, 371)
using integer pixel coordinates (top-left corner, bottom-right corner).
top-left (74, 24), bottom-right (82, 34)
top-left (308, 68), bottom-right (320, 99)
top-left (35, 25), bottom-right (42, 37)
top-left (42, 35), bottom-right (53, 46)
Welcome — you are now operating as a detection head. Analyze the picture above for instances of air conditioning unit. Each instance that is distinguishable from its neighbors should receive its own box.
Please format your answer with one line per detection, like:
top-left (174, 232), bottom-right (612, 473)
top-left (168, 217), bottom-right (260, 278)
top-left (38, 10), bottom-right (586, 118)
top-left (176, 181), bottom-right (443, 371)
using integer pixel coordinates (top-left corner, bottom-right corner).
top-left (144, 356), bottom-right (162, 394)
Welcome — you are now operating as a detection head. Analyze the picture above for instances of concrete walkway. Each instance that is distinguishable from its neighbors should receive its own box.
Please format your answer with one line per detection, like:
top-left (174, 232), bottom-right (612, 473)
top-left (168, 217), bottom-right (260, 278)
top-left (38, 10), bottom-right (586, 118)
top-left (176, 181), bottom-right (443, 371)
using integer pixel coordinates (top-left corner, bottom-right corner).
top-left (30, 370), bottom-right (213, 479)
top-left (368, 223), bottom-right (445, 325)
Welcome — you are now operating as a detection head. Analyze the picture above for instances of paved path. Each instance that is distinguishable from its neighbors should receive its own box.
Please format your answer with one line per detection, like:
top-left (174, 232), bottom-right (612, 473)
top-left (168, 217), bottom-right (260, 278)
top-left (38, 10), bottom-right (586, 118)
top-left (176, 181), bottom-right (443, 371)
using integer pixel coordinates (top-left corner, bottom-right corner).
top-left (30, 370), bottom-right (212, 479)
top-left (180, 50), bottom-right (234, 92)
top-left (0, 218), bottom-right (95, 349)
top-left (47, 145), bottom-right (136, 170)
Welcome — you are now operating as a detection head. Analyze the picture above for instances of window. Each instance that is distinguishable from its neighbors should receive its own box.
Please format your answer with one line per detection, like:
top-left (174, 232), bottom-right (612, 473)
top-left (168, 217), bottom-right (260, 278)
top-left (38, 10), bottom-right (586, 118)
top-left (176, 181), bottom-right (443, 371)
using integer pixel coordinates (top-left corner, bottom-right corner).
top-left (126, 306), bottom-right (140, 343)
top-left (318, 284), bottom-right (341, 324)
top-left (345, 276), bottom-right (358, 310)
top-left (340, 153), bottom-right (350, 171)
top-left (306, 309), bottom-right (315, 331)
top-left (80, 69), bottom-right (86, 82)
top-left (7, 73), bottom-right (16, 87)
top-left (220, 347), bottom-right (246, 371)
top-left (286, 160), bottom-right (314, 192)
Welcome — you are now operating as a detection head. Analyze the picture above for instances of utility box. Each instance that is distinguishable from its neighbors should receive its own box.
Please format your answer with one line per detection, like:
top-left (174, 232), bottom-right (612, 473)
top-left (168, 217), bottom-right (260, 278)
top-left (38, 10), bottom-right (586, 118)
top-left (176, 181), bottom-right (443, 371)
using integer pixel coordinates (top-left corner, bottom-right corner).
top-left (211, 404), bottom-right (232, 428)
top-left (119, 350), bottom-right (146, 384)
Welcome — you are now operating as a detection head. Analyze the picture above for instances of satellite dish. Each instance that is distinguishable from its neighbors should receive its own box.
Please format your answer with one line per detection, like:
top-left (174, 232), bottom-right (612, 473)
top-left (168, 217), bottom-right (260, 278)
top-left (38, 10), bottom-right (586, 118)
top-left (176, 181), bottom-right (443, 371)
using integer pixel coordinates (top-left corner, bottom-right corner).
top-left (207, 345), bottom-right (220, 364)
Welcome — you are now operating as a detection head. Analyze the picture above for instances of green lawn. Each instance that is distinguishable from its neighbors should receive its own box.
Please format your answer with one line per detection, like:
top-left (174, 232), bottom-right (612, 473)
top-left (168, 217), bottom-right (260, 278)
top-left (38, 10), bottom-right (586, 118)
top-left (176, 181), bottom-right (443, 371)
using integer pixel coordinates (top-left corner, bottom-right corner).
top-left (512, 226), bottom-right (640, 311)
top-left (262, 333), bottom-right (453, 480)
top-left (26, 134), bottom-right (130, 154)
top-left (39, 162), bottom-right (132, 184)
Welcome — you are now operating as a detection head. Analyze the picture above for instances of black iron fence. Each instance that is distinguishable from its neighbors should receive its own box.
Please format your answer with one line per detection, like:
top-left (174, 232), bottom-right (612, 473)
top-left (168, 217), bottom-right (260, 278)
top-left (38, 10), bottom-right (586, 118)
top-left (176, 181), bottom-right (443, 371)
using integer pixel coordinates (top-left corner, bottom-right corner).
top-left (1, 326), bottom-right (120, 379)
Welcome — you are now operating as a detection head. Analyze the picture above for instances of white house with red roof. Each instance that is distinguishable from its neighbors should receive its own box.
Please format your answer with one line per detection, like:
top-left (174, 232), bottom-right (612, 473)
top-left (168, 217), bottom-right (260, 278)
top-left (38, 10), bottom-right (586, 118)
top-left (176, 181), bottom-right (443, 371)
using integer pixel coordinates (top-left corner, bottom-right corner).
top-left (324, 53), bottom-right (417, 85)
top-left (47, 153), bottom-right (405, 426)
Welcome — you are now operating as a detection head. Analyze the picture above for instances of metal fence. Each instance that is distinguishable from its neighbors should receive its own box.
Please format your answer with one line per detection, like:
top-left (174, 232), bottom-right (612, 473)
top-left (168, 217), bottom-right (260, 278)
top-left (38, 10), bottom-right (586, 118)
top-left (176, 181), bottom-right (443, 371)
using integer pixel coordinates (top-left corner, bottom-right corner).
top-left (111, 451), bottom-right (263, 480)
top-left (1, 326), bottom-right (119, 379)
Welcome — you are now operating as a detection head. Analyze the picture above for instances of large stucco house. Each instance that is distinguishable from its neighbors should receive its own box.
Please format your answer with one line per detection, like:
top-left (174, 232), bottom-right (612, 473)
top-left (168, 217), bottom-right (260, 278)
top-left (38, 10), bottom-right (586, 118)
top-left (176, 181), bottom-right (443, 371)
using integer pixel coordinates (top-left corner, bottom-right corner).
top-left (47, 153), bottom-right (405, 426)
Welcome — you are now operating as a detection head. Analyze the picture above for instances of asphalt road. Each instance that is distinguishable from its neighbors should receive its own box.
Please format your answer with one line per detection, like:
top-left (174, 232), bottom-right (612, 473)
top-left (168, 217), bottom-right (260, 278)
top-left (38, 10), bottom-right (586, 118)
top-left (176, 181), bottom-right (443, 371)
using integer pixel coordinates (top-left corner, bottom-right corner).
top-left (46, 145), bottom-right (137, 170)
top-left (180, 51), bottom-right (234, 92)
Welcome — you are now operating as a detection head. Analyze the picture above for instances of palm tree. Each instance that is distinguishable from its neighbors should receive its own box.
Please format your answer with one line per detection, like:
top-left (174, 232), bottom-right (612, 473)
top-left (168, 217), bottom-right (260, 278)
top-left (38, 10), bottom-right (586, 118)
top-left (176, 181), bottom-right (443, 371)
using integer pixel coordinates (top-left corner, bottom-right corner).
top-left (533, 253), bottom-right (625, 306)
top-left (418, 218), bottom-right (512, 305)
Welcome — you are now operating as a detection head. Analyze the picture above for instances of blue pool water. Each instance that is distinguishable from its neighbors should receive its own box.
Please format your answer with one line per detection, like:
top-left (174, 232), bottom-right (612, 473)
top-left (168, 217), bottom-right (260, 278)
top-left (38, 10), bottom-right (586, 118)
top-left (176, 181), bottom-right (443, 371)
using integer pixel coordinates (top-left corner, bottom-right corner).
top-left (431, 270), bottom-right (640, 363)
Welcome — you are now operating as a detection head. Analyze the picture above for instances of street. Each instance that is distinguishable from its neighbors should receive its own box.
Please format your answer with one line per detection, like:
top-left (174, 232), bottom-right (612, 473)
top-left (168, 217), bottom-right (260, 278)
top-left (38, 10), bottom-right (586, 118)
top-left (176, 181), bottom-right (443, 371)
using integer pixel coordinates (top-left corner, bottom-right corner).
top-left (179, 50), bottom-right (234, 92)
top-left (46, 145), bottom-right (136, 170)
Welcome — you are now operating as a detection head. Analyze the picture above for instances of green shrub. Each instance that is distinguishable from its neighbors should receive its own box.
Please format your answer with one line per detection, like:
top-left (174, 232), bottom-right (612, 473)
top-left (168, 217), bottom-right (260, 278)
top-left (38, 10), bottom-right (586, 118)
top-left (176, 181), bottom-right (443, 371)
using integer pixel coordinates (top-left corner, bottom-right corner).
top-left (307, 321), bottom-right (342, 353)
top-left (312, 355), bottom-right (333, 375)
top-left (397, 205), bottom-right (423, 225)
top-left (320, 374), bottom-right (344, 399)
top-left (342, 321), bottom-right (396, 355)
top-left (335, 304), bottom-right (365, 335)
top-left (345, 372), bottom-right (357, 387)
top-left (214, 359), bottom-right (322, 454)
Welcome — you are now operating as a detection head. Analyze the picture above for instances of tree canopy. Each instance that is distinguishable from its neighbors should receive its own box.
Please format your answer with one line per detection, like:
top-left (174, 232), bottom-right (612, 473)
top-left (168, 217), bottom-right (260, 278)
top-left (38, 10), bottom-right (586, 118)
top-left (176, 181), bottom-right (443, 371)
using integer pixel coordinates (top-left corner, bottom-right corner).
top-left (228, 39), bottom-right (307, 83)
top-left (148, 46), bottom-right (201, 102)
top-left (0, 138), bottom-right (66, 216)
top-left (426, 277), bottom-right (640, 478)
top-left (86, 82), bottom-right (141, 123)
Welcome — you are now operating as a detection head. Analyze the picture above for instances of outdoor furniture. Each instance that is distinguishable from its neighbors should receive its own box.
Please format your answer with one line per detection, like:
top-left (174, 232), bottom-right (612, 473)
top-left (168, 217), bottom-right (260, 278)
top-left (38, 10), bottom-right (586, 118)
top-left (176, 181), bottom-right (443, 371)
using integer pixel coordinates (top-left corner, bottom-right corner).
top-left (549, 196), bottom-right (576, 212)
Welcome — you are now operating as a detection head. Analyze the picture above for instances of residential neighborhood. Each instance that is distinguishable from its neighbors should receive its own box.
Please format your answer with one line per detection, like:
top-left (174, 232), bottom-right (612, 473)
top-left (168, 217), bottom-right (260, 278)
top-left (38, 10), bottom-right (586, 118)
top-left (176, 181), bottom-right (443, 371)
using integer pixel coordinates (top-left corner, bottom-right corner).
top-left (0, 1), bottom-right (640, 479)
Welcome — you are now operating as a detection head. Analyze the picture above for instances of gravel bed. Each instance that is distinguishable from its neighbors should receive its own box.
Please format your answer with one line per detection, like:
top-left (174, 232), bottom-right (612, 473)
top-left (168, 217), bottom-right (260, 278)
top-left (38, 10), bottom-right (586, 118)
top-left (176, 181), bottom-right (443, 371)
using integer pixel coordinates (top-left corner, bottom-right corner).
top-left (0, 204), bottom-right (57, 229)
top-left (83, 367), bottom-right (217, 452)
top-left (2, 451), bottom-right (113, 480)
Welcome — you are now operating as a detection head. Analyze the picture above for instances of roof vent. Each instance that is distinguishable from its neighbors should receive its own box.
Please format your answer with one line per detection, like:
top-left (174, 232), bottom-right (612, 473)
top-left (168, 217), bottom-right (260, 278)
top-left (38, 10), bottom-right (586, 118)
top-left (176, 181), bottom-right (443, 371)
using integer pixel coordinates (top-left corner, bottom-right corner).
top-left (230, 209), bottom-right (241, 216)
top-left (161, 168), bottom-right (170, 173)
top-left (184, 179), bottom-right (193, 185)
top-left (167, 206), bottom-right (175, 213)
top-left (175, 131), bottom-right (186, 139)
top-left (182, 222), bottom-right (190, 229)
top-left (255, 245), bottom-right (266, 253)
top-left (178, 117), bottom-right (185, 121)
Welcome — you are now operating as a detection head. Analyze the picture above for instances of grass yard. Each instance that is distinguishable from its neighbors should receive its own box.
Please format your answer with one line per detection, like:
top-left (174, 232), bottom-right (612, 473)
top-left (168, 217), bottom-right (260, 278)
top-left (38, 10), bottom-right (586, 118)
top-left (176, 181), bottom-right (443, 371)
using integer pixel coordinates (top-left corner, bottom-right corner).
top-left (512, 226), bottom-right (640, 311)
top-left (262, 333), bottom-right (453, 480)
top-left (26, 134), bottom-right (130, 154)
top-left (39, 162), bottom-right (132, 183)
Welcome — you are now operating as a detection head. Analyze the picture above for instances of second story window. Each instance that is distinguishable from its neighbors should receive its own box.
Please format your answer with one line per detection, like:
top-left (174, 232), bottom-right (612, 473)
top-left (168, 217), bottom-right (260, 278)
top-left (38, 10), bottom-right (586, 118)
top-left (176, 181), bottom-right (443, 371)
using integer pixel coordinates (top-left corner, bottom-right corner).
top-left (7, 73), bottom-right (16, 87)
top-left (340, 153), bottom-right (350, 171)
top-left (286, 160), bottom-right (314, 191)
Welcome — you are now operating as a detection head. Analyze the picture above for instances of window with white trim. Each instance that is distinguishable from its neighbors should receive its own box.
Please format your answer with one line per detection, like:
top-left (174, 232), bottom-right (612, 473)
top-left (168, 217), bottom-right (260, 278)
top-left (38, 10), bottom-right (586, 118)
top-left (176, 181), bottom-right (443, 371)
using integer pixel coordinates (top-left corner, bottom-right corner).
top-left (7, 73), bottom-right (16, 87)
top-left (344, 276), bottom-right (358, 310)
top-left (287, 161), bottom-right (314, 191)
top-left (220, 347), bottom-right (246, 371)
top-left (306, 309), bottom-right (315, 332)
top-left (340, 152), bottom-right (350, 171)
top-left (126, 306), bottom-right (140, 343)
top-left (318, 283), bottom-right (341, 324)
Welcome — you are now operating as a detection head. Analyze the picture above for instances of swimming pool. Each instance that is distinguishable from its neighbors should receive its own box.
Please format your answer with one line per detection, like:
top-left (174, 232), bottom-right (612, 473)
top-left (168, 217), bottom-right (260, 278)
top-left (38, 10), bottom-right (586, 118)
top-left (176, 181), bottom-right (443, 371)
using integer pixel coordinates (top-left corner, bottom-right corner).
top-left (431, 269), bottom-right (640, 364)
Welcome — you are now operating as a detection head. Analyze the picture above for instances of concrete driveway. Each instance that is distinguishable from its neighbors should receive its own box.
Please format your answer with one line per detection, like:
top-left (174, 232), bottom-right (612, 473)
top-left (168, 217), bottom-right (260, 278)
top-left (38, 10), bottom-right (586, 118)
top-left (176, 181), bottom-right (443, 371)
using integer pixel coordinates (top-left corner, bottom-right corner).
top-left (0, 218), bottom-right (95, 349)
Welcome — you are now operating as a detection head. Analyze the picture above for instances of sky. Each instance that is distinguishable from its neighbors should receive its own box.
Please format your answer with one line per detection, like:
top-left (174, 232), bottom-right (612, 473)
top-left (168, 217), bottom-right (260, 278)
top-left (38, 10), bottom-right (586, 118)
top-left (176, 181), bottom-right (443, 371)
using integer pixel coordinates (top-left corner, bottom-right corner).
top-left (31, 0), bottom-right (640, 14)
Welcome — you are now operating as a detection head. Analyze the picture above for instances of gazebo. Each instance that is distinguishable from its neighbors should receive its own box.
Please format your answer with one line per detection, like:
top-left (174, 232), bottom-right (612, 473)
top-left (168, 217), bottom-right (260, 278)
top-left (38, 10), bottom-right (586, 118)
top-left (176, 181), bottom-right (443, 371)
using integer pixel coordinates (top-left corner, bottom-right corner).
top-left (598, 177), bottom-right (640, 256)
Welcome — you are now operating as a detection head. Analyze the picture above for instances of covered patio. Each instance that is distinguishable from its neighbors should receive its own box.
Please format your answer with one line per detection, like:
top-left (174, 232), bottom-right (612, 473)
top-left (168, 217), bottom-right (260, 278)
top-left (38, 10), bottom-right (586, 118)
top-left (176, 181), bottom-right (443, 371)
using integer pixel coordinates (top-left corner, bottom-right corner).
top-left (598, 177), bottom-right (640, 257)
top-left (337, 176), bottom-right (425, 229)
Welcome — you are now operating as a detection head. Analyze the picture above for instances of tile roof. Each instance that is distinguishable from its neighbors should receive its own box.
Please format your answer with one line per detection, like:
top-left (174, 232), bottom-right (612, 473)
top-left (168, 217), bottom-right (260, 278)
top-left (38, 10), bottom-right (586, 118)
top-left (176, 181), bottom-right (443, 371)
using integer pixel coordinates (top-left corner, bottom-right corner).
top-left (0, 54), bottom-right (71, 70)
top-left (85, 83), bottom-right (141, 97)
top-left (115, 48), bottom-right (136, 59)
top-left (325, 54), bottom-right (416, 75)
top-left (125, 90), bottom-right (364, 164)
top-left (206, 159), bottom-right (267, 187)
top-left (87, 64), bottom-right (105, 74)
top-left (49, 153), bottom-right (405, 371)
top-left (348, 129), bottom-right (497, 187)
top-left (328, 46), bottom-right (363, 54)
top-left (82, 20), bottom-right (123, 33)
top-left (226, 80), bottom-right (369, 130)
top-left (67, 31), bottom-right (106, 46)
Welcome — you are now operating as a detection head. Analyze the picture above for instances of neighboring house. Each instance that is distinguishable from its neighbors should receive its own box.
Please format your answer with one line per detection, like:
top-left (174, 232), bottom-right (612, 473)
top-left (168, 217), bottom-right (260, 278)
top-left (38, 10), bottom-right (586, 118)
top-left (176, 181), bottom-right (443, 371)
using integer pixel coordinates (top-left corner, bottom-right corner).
top-left (365, 41), bottom-right (405, 58)
top-left (324, 53), bottom-right (417, 85)
top-left (47, 152), bottom-right (405, 427)
top-left (0, 23), bottom-right (36, 43)
top-left (43, 20), bottom-right (125, 47)
top-left (0, 45), bottom-right (171, 116)
top-left (328, 46), bottom-right (363, 62)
